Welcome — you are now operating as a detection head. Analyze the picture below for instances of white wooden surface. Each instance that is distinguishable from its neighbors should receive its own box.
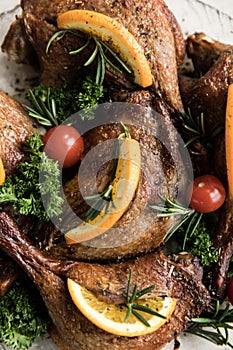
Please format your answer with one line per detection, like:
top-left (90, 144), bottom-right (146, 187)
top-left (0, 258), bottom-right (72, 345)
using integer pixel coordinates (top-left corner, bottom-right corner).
top-left (166, 0), bottom-right (233, 43)
top-left (201, 0), bottom-right (233, 15)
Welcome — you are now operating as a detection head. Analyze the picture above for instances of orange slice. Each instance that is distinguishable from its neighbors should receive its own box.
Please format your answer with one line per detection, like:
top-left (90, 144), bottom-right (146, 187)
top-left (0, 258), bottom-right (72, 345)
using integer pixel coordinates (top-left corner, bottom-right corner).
top-left (67, 278), bottom-right (176, 337)
top-left (57, 9), bottom-right (153, 88)
top-left (65, 138), bottom-right (141, 244)
top-left (0, 158), bottom-right (6, 186)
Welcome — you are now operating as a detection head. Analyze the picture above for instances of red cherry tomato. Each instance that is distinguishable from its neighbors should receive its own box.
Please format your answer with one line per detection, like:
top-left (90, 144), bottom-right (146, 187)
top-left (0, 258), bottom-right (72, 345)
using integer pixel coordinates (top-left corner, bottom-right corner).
top-left (43, 125), bottom-right (84, 168)
top-left (227, 277), bottom-right (233, 305)
top-left (187, 175), bottom-right (226, 213)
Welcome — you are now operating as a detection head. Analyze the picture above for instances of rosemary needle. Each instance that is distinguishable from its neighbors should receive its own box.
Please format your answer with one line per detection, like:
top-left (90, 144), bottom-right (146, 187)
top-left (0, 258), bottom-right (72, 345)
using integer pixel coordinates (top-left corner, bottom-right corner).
top-left (186, 301), bottom-right (233, 348)
top-left (124, 270), bottom-right (166, 327)
top-left (181, 109), bottom-right (223, 147)
top-left (46, 30), bottom-right (132, 85)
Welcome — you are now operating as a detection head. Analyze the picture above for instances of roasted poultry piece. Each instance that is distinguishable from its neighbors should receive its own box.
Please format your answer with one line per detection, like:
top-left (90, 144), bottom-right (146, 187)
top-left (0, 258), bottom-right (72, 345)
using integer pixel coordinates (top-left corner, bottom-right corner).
top-left (38, 96), bottom-right (189, 261)
top-left (2, 0), bottom-right (185, 111)
top-left (0, 89), bottom-right (35, 175)
top-left (0, 89), bottom-right (36, 297)
top-left (181, 43), bottom-right (233, 140)
top-left (0, 211), bottom-right (210, 350)
top-left (185, 32), bottom-right (232, 77)
top-left (0, 251), bottom-right (22, 297)
top-left (179, 33), bottom-right (233, 300)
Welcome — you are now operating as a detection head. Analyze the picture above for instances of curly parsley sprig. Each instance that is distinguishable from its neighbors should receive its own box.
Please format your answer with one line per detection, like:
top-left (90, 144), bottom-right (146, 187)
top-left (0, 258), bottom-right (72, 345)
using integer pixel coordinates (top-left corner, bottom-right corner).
top-left (25, 76), bottom-right (105, 127)
top-left (0, 281), bottom-right (49, 350)
top-left (0, 133), bottom-right (63, 221)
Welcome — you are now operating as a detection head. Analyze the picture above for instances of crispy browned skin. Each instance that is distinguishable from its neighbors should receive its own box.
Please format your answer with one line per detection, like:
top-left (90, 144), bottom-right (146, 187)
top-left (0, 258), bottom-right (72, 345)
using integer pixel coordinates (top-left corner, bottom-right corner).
top-left (0, 212), bottom-right (210, 350)
top-left (1, 17), bottom-right (36, 65)
top-left (179, 43), bottom-right (233, 183)
top-left (186, 32), bottom-right (232, 77)
top-left (210, 197), bottom-right (233, 300)
top-left (0, 251), bottom-right (22, 297)
top-left (180, 32), bottom-right (233, 137)
top-left (178, 37), bottom-right (233, 301)
top-left (181, 47), bottom-right (233, 134)
top-left (2, 0), bottom-right (185, 110)
top-left (37, 98), bottom-right (189, 261)
top-left (0, 91), bottom-right (35, 295)
top-left (0, 90), bottom-right (35, 175)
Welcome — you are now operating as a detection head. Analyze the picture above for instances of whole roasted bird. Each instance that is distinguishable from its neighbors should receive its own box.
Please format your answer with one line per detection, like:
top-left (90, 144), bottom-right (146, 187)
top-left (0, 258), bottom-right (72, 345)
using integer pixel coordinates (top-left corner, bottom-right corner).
top-left (2, 0), bottom-right (185, 111)
top-left (0, 211), bottom-right (210, 350)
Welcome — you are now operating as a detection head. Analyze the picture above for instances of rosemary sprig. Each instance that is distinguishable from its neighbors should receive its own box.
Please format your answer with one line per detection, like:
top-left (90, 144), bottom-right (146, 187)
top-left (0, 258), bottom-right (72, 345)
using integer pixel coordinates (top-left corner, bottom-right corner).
top-left (181, 211), bottom-right (203, 250)
top-left (186, 301), bottom-right (233, 348)
top-left (46, 30), bottom-right (70, 54)
top-left (181, 109), bottom-right (223, 147)
top-left (124, 270), bottom-right (166, 326)
top-left (24, 89), bottom-right (58, 127)
top-left (182, 109), bottom-right (205, 146)
top-left (150, 196), bottom-right (197, 243)
top-left (69, 37), bottom-right (91, 55)
top-left (118, 122), bottom-right (131, 139)
top-left (151, 196), bottom-right (194, 217)
top-left (84, 184), bottom-right (114, 222)
top-left (151, 196), bottom-right (218, 266)
top-left (46, 30), bottom-right (131, 85)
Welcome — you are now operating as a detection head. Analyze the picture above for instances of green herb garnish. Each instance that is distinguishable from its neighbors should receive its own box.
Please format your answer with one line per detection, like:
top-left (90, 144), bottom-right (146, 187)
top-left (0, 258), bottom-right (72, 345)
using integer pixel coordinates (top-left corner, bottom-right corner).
top-left (150, 196), bottom-right (195, 242)
top-left (182, 109), bottom-right (223, 147)
top-left (25, 87), bottom-right (59, 126)
top-left (0, 281), bottom-right (49, 350)
top-left (25, 76), bottom-right (105, 126)
top-left (46, 30), bottom-right (131, 85)
top-left (0, 133), bottom-right (63, 221)
top-left (84, 184), bottom-right (114, 222)
top-left (151, 197), bottom-right (218, 266)
top-left (186, 301), bottom-right (233, 348)
top-left (124, 270), bottom-right (165, 326)
top-left (185, 220), bottom-right (219, 266)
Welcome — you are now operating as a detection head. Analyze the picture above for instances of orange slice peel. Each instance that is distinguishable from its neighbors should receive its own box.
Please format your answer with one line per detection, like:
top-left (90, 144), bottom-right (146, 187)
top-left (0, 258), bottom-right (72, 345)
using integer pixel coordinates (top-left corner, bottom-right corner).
top-left (65, 138), bottom-right (141, 244)
top-left (67, 278), bottom-right (176, 337)
top-left (57, 9), bottom-right (153, 88)
top-left (0, 158), bottom-right (6, 186)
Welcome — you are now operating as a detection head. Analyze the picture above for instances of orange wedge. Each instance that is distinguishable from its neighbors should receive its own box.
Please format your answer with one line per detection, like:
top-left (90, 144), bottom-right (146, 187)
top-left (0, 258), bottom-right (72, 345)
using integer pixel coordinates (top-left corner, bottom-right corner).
top-left (65, 138), bottom-right (141, 244)
top-left (0, 158), bottom-right (6, 186)
top-left (67, 278), bottom-right (176, 337)
top-left (57, 9), bottom-right (153, 88)
top-left (226, 83), bottom-right (233, 198)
